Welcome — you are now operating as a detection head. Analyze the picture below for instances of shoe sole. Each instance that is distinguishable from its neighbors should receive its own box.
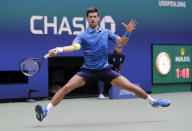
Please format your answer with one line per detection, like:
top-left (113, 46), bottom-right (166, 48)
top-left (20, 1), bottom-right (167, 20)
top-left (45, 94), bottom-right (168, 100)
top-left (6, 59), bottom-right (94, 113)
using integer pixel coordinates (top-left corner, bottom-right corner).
top-left (162, 102), bottom-right (171, 107)
top-left (35, 105), bottom-right (43, 122)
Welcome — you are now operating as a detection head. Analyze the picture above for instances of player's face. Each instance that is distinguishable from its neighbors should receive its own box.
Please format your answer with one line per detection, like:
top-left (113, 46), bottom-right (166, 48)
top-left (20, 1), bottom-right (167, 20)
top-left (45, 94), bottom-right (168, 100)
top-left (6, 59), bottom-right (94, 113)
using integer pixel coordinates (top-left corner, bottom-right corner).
top-left (115, 47), bottom-right (123, 54)
top-left (87, 12), bottom-right (100, 29)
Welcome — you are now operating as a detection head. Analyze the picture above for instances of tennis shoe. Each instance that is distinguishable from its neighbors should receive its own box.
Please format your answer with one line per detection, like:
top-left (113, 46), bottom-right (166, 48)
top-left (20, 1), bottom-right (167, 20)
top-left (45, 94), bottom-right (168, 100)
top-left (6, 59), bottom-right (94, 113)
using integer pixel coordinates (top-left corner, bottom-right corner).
top-left (152, 99), bottom-right (171, 107)
top-left (35, 105), bottom-right (47, 122)
top-left (98, 94), bottom-right (105, 99)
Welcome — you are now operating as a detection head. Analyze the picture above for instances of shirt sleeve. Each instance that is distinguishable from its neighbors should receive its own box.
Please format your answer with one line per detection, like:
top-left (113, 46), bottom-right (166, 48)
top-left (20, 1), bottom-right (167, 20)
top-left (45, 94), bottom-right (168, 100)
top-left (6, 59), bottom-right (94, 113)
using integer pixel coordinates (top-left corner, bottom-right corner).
top-left (107, 29), bottom-right (119, 43)
top-left (72, 33), bottom-right (83, 45)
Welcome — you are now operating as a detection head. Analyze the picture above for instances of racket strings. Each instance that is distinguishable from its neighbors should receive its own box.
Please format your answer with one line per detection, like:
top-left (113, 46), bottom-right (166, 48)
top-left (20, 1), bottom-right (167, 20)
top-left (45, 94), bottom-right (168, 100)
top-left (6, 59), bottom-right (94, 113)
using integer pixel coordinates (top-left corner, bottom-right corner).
top-left (20, 58), bottom-right (40, 76)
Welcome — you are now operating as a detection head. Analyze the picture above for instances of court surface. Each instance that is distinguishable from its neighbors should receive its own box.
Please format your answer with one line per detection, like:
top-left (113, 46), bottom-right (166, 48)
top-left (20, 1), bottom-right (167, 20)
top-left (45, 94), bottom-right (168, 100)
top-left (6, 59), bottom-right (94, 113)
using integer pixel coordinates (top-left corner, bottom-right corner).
top-left (0, 92), bottom-right (191, 131)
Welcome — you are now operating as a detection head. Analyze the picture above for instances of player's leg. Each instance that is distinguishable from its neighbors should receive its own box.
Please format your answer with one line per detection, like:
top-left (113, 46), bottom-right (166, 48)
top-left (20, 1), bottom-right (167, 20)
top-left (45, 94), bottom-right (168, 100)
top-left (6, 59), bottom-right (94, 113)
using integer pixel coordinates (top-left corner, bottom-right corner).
top-left (35, 75), bottom-right (85, 122)
top-left (50, 74), bottom-right (85, 106)
top-left (111, 76), bottom-right (170, 107)
top-left (98, 80), bottom-right (105, 99)
top-left (111, 76), bottom-right (148, 99)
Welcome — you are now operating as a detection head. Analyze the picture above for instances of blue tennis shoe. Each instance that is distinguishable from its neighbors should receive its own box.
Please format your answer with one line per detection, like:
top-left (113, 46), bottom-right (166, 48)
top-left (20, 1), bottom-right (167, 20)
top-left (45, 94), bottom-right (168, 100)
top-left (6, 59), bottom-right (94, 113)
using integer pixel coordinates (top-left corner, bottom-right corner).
top-left (152, 99), bottom-right (171, 107)
top-left (35, 105), bottom-right (47, 122)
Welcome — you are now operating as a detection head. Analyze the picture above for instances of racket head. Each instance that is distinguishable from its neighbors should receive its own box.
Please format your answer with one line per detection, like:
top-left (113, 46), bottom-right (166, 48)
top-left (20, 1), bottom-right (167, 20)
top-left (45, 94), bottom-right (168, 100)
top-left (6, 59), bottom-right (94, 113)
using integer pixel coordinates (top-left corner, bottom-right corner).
top-left (19, 58), bottom-right (41, 77)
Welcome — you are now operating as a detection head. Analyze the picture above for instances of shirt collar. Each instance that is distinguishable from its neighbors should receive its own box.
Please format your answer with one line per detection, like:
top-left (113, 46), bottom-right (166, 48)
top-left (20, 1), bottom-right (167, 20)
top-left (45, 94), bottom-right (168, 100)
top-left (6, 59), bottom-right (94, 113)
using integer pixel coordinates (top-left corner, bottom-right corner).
top-left (114, 50), bottom-right (122, 56)
top-left (87, 26), bottom-right (102, 33)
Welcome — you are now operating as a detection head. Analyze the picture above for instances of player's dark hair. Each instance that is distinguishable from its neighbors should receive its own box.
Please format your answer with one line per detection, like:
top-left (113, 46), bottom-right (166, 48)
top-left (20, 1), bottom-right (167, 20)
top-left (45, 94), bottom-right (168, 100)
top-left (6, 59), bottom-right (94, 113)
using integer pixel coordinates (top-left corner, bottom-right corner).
top-left (86, 7), bottom-right (99, 17)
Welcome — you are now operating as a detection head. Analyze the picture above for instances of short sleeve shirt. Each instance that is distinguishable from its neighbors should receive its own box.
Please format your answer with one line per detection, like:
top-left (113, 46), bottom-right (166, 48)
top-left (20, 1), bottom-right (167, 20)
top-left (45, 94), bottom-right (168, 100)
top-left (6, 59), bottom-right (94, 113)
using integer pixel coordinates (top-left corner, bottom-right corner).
top-left (73, 27), bottom-right (118, 70)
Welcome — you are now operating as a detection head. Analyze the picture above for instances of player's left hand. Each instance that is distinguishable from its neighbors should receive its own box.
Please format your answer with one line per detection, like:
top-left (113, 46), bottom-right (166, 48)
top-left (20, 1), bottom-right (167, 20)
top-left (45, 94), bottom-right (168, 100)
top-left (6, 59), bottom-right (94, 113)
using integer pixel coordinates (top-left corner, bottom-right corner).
top-left (122, 19), bottom-right (137, 32)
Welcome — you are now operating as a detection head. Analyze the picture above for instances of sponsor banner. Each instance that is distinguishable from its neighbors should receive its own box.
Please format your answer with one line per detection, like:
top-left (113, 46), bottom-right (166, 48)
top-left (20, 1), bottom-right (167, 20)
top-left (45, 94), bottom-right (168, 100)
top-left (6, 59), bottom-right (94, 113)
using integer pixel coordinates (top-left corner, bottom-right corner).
top-left (109, 83), bottom-right (140, 99)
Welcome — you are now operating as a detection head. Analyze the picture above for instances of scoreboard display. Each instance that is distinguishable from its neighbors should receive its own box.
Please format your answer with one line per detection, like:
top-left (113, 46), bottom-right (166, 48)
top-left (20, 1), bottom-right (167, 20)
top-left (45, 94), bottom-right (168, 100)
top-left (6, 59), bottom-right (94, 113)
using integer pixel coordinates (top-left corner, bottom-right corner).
top-left (153, 45), bottom-right (192, 84)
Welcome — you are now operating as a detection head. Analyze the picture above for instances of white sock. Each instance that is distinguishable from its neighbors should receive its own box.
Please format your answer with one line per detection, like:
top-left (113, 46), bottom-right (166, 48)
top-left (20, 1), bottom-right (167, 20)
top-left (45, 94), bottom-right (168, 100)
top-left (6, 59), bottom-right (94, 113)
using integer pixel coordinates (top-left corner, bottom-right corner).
top-left (46, 103), bottom-right (54, 112)
top-left (146, 95), bottom-right (155, 104)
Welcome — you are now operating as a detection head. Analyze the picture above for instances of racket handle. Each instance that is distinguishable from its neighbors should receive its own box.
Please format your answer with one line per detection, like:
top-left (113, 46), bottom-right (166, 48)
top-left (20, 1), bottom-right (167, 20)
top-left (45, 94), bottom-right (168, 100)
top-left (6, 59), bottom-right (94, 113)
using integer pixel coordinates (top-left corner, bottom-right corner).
top-left (44, 53), bottom-right (50, 59)
top-left (44, 49), bottom-right (57, 59)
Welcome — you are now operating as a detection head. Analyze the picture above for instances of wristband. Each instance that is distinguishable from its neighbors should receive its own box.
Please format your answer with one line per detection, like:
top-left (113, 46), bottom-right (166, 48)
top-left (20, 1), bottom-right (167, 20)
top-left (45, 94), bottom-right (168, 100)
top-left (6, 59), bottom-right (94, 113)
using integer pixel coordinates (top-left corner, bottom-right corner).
top-left (125, 31), bottom-right (132, 37)
top-left (56, 47), bottom-right (63, 53)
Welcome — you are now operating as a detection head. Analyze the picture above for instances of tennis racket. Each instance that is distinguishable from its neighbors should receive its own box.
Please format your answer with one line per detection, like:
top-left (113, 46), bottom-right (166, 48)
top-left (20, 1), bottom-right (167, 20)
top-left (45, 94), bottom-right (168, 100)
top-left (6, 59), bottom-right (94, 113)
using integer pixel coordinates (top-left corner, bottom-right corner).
top-left (19, 50), bottom-right (56, 77)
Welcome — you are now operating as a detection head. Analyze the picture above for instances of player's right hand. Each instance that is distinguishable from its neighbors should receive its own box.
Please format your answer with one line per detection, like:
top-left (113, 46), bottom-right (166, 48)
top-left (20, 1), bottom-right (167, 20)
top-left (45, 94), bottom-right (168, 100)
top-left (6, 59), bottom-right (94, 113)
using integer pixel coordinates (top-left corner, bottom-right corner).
top-left (48, 49), bottom-right (58, 57)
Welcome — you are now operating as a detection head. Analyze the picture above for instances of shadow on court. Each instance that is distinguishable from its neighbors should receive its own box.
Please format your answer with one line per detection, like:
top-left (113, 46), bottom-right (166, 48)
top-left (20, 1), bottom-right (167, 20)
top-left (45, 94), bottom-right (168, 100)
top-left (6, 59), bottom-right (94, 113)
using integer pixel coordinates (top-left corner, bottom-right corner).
top-left (32, 120), bottom-right (163, 129)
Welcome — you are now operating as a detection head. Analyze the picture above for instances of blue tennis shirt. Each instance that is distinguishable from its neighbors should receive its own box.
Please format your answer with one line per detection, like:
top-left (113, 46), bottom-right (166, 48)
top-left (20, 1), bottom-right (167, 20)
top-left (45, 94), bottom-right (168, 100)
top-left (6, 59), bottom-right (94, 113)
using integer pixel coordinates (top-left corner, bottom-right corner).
top-left (73, 27), bottom-right (118, 70)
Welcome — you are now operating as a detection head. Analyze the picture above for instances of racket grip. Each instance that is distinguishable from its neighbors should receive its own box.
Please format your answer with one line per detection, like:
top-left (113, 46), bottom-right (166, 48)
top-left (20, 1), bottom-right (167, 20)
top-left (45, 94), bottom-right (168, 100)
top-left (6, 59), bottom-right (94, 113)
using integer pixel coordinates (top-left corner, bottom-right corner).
top-left (44, 49), bottom-right (57, 59)
top-left (44, 53), bottom-right (50, 59)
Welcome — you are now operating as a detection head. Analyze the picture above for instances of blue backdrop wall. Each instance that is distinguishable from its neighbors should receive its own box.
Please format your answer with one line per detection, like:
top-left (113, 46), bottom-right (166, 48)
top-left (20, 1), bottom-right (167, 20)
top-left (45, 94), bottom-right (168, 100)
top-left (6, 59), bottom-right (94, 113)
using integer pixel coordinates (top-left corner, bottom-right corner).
top-left (0, 0), bottom-right (191, 99)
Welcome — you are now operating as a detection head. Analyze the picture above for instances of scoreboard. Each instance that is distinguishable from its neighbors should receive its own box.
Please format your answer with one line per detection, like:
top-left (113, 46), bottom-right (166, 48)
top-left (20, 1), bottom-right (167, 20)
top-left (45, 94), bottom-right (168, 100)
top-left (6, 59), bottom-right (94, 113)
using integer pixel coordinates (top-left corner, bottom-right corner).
top-left (153, 45), bottom-right (192, 84)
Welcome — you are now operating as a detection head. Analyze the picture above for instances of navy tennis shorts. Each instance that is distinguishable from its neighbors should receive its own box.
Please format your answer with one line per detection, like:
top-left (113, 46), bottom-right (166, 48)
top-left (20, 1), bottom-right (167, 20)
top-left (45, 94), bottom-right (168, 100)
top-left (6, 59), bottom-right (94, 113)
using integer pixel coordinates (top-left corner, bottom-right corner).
top-left (77, 66), bottom-right (121, 84)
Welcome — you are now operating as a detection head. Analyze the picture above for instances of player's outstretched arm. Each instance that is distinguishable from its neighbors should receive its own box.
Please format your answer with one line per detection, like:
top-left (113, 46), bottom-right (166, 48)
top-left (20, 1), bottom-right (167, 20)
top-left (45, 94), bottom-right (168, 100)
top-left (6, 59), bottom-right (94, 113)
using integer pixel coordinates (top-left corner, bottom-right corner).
top-left (48, 43), bottom-right (81, 57)
top-left (115, 19), bottom-right (137, 46)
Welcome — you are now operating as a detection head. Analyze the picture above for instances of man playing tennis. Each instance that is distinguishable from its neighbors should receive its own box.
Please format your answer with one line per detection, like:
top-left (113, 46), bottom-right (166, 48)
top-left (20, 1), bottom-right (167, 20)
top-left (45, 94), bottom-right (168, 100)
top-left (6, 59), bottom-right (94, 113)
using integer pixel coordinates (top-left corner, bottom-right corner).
top-left (35, 7), bottom-right (170, 122)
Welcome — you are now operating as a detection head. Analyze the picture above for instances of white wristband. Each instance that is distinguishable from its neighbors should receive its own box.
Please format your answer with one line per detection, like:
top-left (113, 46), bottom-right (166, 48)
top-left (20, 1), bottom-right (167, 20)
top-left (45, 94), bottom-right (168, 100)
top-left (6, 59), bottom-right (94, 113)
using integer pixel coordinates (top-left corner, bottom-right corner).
top-left (56, 47), bottom-right (63, 53)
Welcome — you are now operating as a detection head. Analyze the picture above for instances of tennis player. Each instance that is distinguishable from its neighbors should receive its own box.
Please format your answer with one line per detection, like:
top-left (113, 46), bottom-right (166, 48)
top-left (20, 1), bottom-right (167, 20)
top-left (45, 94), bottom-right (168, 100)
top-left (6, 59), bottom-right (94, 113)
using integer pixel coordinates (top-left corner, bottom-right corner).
top-left (35, 7), bottom-right (170, 122)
